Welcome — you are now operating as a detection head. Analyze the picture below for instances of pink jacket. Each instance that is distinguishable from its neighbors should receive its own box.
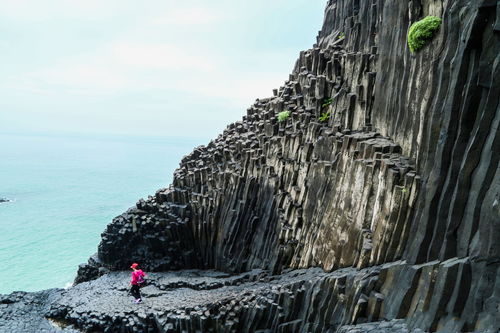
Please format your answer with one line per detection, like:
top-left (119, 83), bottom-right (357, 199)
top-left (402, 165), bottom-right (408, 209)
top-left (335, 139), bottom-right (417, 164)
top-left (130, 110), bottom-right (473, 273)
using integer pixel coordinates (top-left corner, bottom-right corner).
top-left (131, 270), bottom-right (145, 285)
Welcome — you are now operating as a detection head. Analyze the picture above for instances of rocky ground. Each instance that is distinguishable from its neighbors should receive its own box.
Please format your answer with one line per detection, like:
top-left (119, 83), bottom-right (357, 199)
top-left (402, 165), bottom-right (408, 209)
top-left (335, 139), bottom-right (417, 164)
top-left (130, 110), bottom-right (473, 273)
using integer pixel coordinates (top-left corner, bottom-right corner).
top-left (1, 266), bottom-right (423, 333)
top-left (2, 0), bottom-right (499, 331)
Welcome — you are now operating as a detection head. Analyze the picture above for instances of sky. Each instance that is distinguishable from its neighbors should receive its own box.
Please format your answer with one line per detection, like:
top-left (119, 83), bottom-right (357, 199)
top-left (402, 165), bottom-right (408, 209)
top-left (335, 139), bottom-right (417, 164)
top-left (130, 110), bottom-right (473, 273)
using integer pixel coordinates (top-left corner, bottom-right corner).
top-left (0, 0), bottom-right (325, 139)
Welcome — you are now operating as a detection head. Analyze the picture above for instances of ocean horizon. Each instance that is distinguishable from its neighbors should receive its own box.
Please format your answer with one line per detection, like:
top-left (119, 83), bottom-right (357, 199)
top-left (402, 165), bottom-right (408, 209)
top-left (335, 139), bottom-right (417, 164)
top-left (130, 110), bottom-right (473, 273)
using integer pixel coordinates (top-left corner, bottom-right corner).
top-left (0, 132), bottom-right (205, 294)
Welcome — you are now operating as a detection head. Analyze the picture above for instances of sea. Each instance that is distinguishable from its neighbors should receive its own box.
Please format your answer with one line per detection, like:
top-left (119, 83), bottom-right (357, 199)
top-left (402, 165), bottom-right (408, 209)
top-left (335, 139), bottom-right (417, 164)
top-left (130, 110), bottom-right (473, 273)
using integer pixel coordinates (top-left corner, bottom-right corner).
top-left (0, 132), bottom-right (205, 294)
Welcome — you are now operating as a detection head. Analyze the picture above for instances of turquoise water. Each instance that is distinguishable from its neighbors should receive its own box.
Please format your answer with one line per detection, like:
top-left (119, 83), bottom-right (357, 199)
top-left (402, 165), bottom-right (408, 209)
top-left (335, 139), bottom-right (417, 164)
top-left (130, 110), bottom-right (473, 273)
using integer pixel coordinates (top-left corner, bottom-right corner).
top-left (0, 133), bottom-right (203, 294)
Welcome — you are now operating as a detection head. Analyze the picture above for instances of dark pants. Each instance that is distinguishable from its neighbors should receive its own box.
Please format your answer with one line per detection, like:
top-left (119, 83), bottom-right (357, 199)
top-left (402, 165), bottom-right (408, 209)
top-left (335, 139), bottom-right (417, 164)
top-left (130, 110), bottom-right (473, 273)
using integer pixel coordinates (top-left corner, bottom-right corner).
top-left (130, 284), bottom-right (141, 300)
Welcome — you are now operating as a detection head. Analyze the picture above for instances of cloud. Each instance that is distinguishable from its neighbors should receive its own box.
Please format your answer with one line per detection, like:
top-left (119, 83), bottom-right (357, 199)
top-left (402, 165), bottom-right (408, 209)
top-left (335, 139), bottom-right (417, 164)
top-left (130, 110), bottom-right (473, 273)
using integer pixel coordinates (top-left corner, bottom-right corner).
top-left (1, 0), bottom-right (311, 112)
top-left (168, 71), bottom-right (285, 104)
top-left (15, 40), bottom-right (219, 95)
top-left (0, 0), bottom-right (325, 138)
top-left (20, 48), bottom-right (286, 105)
top-left (31, 65), bottom-right (129, 93)
top-left (110, 42), bottom-right (216, 71)
top-left (0, 0), bottom-right (123, 21)
top-left (151, 7), bottom-right (227, 26)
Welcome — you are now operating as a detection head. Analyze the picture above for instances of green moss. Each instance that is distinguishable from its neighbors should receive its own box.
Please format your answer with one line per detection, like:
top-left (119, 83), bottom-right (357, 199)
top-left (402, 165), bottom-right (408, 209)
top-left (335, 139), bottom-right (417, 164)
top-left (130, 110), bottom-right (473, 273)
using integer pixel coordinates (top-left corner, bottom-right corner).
top-left (277, 111), bottom-right (290, 122)
top-left (407, 16), bottom-right (442, 53)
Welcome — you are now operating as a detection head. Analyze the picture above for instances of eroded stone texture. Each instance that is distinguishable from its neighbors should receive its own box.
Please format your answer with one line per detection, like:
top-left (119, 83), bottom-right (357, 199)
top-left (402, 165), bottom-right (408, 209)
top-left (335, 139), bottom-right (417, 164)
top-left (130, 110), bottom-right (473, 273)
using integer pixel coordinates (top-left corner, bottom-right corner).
top-left (4, 0), bottom-right (499, 332)
top-left (0, 265), bottom-right (420, 332)
top-left (73, 0), bottom-right (499, 331)
top-left (4, 259), bottom-right (497, 332)
top-left (90, 128), bottom-right (419, 277)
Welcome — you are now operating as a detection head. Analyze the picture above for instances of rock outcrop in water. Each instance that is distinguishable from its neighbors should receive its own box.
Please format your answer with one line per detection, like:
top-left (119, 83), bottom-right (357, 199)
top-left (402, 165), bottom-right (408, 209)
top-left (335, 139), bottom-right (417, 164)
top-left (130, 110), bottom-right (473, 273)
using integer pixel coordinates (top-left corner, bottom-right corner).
top-left (2, 0), bottom-right (499, 332)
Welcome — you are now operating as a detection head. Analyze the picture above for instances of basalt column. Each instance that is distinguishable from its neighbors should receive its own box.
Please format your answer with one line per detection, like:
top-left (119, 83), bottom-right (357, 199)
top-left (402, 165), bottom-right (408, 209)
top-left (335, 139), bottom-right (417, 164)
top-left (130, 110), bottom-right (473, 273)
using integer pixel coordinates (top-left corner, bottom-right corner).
top-left (74, 0), bottom-right (500, 332)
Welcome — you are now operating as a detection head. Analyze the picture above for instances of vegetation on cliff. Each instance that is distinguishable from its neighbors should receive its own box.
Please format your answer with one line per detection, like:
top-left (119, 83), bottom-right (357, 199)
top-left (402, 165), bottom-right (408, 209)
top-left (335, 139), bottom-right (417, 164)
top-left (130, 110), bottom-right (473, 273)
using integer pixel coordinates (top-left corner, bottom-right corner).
top-left (277, 110), bottom-right (290, 122)
top-left (407, 16), bottom-right (442, 52)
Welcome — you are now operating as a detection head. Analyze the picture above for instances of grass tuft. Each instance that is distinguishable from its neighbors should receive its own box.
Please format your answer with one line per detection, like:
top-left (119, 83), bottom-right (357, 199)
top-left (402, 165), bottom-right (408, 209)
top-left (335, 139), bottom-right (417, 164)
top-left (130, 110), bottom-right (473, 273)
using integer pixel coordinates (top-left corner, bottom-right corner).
top-left (277, 111), bottom-right (290, 122)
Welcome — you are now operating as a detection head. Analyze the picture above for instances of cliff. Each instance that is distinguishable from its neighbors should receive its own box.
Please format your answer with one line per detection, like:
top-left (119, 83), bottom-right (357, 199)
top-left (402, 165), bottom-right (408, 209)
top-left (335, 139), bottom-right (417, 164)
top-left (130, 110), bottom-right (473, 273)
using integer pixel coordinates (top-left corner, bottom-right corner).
top-left (2, 0), bottom-right (499, 332)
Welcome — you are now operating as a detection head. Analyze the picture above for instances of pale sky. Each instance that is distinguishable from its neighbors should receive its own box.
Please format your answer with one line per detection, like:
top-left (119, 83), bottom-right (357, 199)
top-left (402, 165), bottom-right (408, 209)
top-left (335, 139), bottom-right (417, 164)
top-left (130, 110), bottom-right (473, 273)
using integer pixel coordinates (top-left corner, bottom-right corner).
top-left (0, 0), bottom-right (325, 139)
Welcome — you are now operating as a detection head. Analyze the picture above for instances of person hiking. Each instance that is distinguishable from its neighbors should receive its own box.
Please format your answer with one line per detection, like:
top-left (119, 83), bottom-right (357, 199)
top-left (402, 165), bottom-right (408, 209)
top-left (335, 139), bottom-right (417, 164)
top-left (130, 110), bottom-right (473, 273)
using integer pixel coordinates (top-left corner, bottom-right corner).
top-left (129, 263), bottom-right (146, 303)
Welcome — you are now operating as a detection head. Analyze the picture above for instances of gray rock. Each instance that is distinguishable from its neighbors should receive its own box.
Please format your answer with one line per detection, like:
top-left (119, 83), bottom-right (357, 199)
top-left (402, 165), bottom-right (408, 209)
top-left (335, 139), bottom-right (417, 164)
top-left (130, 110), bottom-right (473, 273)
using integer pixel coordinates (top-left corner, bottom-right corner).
top-left (5, 0), bottom-right (499, 332)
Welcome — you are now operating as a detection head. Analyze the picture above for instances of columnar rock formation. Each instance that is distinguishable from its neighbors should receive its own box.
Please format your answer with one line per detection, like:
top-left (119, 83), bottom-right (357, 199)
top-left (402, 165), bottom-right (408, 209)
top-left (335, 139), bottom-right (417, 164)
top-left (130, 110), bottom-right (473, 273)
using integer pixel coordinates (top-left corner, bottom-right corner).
top-left (2, 0), bottom-right (499, 332)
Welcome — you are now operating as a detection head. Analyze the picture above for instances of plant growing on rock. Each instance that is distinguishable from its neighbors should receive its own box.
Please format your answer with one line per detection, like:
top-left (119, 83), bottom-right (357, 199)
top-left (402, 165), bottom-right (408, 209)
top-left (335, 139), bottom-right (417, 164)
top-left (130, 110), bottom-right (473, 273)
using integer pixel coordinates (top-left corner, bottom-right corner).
top-left (319, 111), bottom-right (331, 122)
top-left (407, 16), bottom-right (442, 53)
top-left (338, 32), bottom-right (345, 40)
top-left (277, 111), bottom-right (290, 122)
top-left (322, 98), bottom-right (333, 108)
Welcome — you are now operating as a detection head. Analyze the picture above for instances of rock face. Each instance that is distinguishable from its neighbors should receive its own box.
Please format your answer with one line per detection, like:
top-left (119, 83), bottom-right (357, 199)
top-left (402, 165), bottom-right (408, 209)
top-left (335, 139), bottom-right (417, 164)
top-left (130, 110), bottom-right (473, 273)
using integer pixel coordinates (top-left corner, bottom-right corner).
top-left (2, 0), bottom-right (499, 332)
top-left (1, 267), bottom-right (424, 333)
